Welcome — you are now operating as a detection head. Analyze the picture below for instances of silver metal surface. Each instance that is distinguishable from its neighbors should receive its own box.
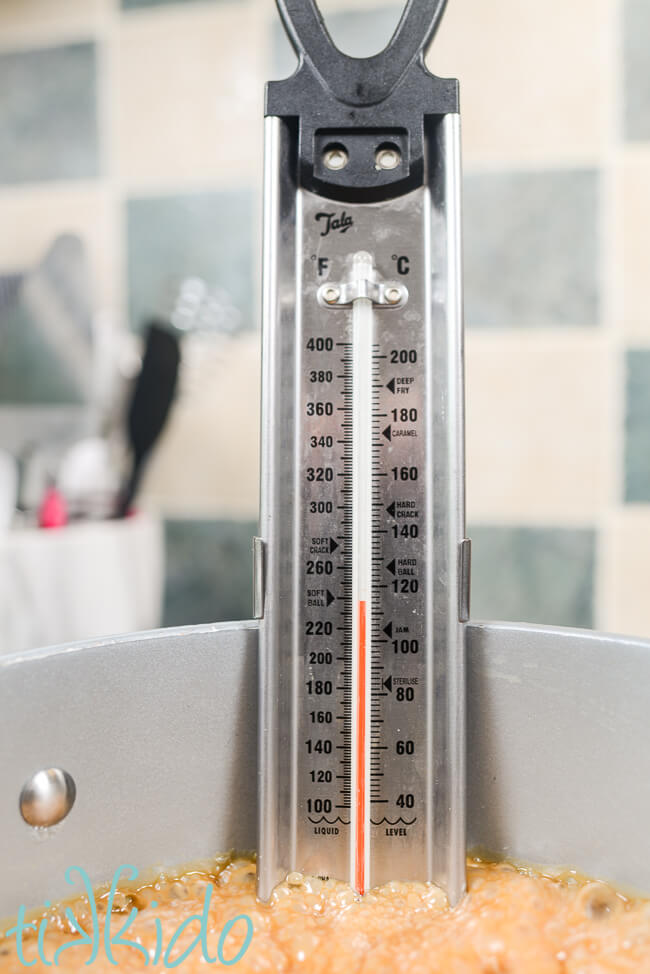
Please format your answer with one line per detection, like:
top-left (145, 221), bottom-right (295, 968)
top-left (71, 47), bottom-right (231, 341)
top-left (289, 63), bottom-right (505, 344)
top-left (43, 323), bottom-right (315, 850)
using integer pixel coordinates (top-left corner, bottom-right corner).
top-left (375, 148), bottom-right (401, 171)
top-left (322, 285), bottom-right (341, 304)
top-left (466, 620), bottom-right (650, 893)
top-left (258, 115), bottom-right (299, 904)
top-left (323, 148), bottom-right (348, 171)
top-left (459, 538), bottom-right (471, 623)
top-left (19, 768), bottom-right (76, 828)
top-left (316, 268), bottom-right (407, 308)
top-left (257, 114), bottom-right (466, 900)
top-left (253, 537), bottom-right (265, 620)
top-left (0, 621), bottom-right (257, 918)
top-left (2, 618), bottom-right (650, 918)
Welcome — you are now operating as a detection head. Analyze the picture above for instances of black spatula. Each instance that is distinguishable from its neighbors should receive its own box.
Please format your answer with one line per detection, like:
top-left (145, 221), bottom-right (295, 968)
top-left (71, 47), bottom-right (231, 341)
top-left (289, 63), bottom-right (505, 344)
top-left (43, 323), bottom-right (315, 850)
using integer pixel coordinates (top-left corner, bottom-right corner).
top-left (116, 321), bottom-right (180, 517)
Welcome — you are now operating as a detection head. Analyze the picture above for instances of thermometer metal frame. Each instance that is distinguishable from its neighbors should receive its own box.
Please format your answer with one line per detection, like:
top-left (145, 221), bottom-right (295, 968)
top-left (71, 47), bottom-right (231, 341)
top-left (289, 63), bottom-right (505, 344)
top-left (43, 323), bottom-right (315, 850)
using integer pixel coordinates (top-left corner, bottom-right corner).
top-left (257, 82), bottom-right (468, 899)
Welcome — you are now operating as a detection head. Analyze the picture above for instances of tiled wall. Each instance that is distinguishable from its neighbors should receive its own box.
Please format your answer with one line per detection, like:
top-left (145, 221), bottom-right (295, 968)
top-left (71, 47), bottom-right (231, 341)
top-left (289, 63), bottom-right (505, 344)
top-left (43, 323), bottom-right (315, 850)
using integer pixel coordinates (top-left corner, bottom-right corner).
top-left (1, 0), bottom-right (650, 637)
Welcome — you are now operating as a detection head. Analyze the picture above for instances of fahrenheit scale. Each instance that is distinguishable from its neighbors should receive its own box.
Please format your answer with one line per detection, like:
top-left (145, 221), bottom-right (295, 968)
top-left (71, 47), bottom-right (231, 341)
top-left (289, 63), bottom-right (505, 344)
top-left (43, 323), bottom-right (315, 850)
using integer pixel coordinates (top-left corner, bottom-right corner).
top-left (256, 0), bottom-right (470, 904)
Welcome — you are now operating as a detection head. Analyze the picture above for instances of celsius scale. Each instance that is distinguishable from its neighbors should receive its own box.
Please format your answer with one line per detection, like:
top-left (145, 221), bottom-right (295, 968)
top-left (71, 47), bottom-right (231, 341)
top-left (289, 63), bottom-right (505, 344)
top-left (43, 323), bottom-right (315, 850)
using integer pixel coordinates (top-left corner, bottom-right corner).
top-left (3, 0), bottom-right (650, 921)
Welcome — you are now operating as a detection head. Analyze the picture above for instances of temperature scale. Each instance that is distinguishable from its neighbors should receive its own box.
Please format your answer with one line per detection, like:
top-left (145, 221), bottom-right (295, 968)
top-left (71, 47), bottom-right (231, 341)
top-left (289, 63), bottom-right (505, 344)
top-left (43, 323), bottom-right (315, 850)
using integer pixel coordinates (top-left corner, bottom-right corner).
top-left (256, 0), bottom-right (470, 903)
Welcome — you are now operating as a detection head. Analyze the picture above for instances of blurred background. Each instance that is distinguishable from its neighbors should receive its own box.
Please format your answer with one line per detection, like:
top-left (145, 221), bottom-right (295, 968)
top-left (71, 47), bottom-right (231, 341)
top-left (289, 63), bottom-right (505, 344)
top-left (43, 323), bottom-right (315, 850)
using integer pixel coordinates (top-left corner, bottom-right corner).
top-left (0, 0), bottom-right (648, 652)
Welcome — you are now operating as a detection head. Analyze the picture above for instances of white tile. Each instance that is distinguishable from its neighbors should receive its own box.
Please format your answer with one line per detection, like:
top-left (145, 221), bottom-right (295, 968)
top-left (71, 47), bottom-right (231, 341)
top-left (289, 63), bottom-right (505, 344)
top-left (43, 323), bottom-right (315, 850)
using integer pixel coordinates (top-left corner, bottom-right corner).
top-left (466, 330), bottom-right (611, 523)
top-left (431, 0), bottom-right (609, 165)
top-left (616, 150), bottom-right (650, 339)
top-left (0, 184), bottom-right (117, 310)
top-left (116, 4), bottom-right (266, 192)
top-left (604, 508), bottom-right (650, 638)
top-left (140, 330), bottom-right (260, 518)
top-left (0, 0), bottom-right (110, 50)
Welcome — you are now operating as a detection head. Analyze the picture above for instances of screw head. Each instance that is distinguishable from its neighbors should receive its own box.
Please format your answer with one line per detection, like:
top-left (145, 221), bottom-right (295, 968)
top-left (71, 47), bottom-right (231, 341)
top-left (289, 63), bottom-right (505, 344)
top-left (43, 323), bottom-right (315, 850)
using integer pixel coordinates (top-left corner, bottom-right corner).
top-left (375, 148), bottom-right (401, 171)
top-left (322, 286), bottom-right (341, 304)
top-left (20, 768), bottom-right (76, 828)
top-left (385, 286), bottom-right (402, 305)
top-left (323, 148), bottom-right (348, 171)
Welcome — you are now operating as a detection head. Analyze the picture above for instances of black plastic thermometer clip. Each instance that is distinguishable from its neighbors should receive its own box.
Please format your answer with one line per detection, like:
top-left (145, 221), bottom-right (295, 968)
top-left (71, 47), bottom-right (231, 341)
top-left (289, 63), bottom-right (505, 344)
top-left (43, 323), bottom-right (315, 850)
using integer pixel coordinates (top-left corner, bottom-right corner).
top-left (266, 0), bottom-right (458, 203)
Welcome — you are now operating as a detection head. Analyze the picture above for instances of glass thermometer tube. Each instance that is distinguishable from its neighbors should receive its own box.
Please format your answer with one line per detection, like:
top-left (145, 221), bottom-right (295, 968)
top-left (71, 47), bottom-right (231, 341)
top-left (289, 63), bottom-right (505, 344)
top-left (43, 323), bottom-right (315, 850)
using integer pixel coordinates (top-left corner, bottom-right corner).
top-left (350, 251), bottom-right (374, 893)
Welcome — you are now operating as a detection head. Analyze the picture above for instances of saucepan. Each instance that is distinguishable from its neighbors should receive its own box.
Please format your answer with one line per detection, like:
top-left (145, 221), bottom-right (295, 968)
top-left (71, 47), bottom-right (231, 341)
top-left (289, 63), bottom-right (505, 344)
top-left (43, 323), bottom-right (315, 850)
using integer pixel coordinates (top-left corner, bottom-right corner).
top-left (1, 615), bottom-right (649, 918)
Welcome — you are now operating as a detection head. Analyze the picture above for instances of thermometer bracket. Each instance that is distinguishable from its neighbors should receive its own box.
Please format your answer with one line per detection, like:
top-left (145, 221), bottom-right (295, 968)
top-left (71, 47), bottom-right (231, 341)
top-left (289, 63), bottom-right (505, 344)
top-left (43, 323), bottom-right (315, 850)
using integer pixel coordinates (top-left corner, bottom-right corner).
top-left (317, 277), bottom-right (408, 310)
top-left (266, 0), bottom-right (458, 203)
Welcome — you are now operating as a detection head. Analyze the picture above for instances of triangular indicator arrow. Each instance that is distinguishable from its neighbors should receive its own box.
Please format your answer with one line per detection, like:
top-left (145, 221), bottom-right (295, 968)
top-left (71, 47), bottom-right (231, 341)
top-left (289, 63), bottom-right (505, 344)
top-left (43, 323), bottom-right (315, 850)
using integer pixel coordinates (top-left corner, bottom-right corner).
top-left (383, 676), bottom-right (393, 692)
top-left (326, 590), bottom-right (335, 606)
top-left (386, 378), bottom-right (395, 393)
top-left (387, 502), bottom-right (395, 518)
top-left (382, 425), bottom-right (392, 441)
top-left (330, 538), bottom-right (339, 553)
top-left (383, 622), bottom-right (393, 638)
top-left (386, 559), bottom-right (396, 575)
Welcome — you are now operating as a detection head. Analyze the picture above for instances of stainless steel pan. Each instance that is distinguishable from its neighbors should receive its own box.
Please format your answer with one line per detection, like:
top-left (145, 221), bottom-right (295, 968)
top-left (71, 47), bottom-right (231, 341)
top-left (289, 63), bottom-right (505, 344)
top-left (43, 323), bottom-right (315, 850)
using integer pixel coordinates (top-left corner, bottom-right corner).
top-left (2, 618), bottom-right (649, 917)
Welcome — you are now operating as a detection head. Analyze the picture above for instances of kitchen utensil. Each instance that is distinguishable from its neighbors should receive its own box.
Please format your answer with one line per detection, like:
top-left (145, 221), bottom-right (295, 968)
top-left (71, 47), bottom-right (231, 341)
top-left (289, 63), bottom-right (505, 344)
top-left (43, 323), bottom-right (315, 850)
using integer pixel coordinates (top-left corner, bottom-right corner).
top-left (2, 619), bottom-right (650, 919)
top-left (256, 0), bottom-right (466, 902)
top-left (12, 234), bottom-right (93, 404)
top-left (37, 484), bottom-right (67, 529)
top-left (115, 321), bottom-right (180, 518)
top-left (0, 449), bottom-right (17, 531)
top-left (57, 437), bottom-right (120, 520)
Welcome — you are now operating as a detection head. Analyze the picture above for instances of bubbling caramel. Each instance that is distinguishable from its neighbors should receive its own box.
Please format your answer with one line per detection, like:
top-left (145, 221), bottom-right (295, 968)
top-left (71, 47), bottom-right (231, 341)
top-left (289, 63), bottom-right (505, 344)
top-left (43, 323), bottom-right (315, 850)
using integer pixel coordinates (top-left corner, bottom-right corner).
top-left (2, 856), bottom-right (650, 972)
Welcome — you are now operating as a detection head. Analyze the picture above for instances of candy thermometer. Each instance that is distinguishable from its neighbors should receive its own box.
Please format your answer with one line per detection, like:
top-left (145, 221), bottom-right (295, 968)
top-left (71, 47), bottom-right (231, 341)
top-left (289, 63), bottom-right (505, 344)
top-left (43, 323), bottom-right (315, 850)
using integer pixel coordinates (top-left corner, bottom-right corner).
top-left (5, 0), bottom-right (650, 926)
top-left (255, 0), bottom-right (469, 903)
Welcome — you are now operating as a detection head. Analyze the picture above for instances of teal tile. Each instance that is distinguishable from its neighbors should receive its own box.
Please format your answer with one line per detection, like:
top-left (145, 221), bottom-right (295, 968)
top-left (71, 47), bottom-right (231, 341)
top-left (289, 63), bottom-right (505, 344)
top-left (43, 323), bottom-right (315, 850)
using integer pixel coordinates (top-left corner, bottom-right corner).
top-left (468, 525), bottom-right (596, 628)
top-left (624, 0), bottom-right (650, 140)
top-left (126, 191), bottom-right (254, 332)
top-left (464, 170), bottom-right (600, 328)
top-left (0, 43), bottom-right (98, 184)
top-left (625, 349), bottom-right (650, 502)
top-left (0, 235), bottom-right (93, 405)
top-left (272, 4), bottom-right (404, 78)
top-left (163, 519), bottom-right (256, 626)
top-left (0, 302), bottom-right (86, 405)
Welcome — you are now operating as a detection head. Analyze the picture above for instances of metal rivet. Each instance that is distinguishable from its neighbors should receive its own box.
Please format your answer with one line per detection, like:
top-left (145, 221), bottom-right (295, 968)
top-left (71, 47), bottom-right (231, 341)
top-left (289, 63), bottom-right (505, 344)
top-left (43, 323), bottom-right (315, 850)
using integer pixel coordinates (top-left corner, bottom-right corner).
top-left (322, 286), bottom-right (341, 304)
top-left (385, 286), bottom-right (402, 305)
top-left (323, 148), bottom-right (348, 171)
top-left (20, 768), bottom-right (76, 828)
top-left (375, 148), bottom-right (401, 171)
